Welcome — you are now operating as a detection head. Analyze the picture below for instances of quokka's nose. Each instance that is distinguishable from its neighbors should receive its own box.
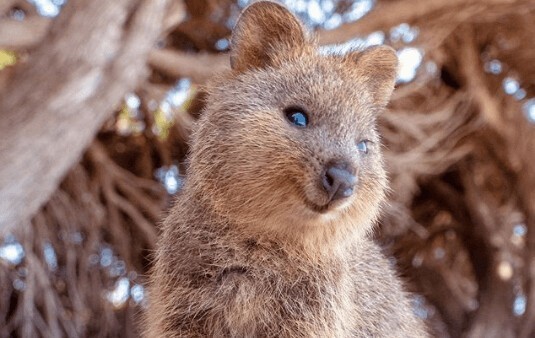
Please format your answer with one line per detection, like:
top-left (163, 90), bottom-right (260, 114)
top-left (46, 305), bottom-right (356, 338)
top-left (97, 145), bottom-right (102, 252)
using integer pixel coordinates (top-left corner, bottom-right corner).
top-left (322, 162), bottom-right (357, 202)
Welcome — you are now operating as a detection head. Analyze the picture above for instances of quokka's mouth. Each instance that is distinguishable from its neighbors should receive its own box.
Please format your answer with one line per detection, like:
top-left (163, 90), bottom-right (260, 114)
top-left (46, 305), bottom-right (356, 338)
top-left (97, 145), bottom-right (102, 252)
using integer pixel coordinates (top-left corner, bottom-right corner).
top-left (303, 198), bottom-right (331, 214)
top-left (303, 191), bottom-right (354, 215)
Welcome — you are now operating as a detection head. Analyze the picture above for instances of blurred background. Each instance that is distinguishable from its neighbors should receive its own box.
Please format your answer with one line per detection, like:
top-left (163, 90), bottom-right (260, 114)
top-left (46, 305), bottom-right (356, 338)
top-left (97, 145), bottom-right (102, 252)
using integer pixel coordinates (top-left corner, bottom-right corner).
top-left (0, 0), bottom-right (534, 337)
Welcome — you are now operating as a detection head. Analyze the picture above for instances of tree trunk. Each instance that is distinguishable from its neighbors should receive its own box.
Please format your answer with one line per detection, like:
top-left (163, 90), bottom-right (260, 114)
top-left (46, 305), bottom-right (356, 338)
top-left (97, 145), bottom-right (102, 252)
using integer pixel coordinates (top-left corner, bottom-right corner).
top-left (0, 0), bottom-right (170, 232)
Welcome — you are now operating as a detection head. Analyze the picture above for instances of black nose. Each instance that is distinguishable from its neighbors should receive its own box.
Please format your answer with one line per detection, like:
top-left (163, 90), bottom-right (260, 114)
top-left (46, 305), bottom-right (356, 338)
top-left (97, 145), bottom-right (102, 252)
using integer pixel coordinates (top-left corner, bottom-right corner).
top-left (322, 163), bottom-right (357, 202)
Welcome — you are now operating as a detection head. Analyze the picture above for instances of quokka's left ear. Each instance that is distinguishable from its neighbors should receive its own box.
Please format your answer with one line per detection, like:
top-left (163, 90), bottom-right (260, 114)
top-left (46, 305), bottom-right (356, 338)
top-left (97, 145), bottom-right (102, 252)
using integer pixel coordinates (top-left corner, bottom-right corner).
top-left (230, 1), bottom-right (310, 73)
top-left (346, 45), bottom-right (399, 108)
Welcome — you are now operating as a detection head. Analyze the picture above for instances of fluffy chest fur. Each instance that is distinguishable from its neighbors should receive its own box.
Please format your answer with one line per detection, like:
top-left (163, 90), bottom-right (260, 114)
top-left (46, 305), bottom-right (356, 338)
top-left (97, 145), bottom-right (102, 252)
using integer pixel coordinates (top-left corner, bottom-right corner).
top-left (148, 204), bottom-right (426, 337)
top-left (154, 212), bottom-right (357, 337)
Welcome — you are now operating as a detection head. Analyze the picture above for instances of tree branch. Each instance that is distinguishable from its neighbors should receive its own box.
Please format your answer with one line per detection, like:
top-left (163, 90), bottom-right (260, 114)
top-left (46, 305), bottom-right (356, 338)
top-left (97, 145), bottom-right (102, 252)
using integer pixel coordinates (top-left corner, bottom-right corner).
top-left (0, 16), bottom-right (51, 50)
top-left (149, 48), bottom-right (229, 84)
top-left (457, 27), bottom-right (507, 136)
top-left (318, 0), bottom-right (530, 45)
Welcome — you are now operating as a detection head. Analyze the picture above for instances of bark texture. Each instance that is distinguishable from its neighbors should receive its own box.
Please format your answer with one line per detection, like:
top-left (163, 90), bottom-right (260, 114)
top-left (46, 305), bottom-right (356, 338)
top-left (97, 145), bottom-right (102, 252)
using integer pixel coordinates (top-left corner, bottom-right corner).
top-left (0, 0), bottom-right (169, 231)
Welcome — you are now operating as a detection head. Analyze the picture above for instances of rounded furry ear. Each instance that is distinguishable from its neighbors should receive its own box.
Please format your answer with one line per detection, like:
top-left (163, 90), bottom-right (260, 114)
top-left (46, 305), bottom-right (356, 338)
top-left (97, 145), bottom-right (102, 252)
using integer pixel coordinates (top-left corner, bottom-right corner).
top-left (347, 46), bottom-right (398, 108)
top-left (230, 1), bottom-right (308, 72)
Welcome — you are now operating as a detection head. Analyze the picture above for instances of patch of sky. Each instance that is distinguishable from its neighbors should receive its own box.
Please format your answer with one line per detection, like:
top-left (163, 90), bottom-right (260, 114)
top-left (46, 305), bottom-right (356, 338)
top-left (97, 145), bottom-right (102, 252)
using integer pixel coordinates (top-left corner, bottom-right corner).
top-left (13, 278), bottom-right (25, 291)
top-left (513, 294), bottom-right (526, 316)
top-left (365, 31), bottom-right (385, 46)
top-left (513, 88), bottom-right (526, 101)
top-left (99, 246), bottom-right (144, 307)
top-left (152, 79), bottom-right (193, 139)
top-left (117, 93), bottom-right (145, 135)
top-left (125, 93), bottom-right (141, 110)
top-left (307, 1), bottom-right (326, 26)
top-left (320, 31), bottom-right (384, 55)
top-left (43, 242), bottom-right (58, 271)
top-left (343, 0), bottom-right (374, 23)
top-left (425, 61), bottom-right (438, 76)
top-left (0, 235), bottom-right (25, 266)
top-left (433, 247), bottom-right (445, 260)
top-left (323, 13), bottom-right (343, 30)
top-left (27, 0), bottom-right (65, 18)
top-left (155, 165), bottom-right (182, 194)
top-left (215, 38), bottom-right (230, 51)
top-left (502, 77), bottom-right (520, 95)
top-left (396, 47), bottom-right (423, 83)
top-left (100, 246), bottom-right (113, 268)
top-left (321, 0), bottom-right (335, 13)
top-left (412, 295), bottom-right (429, 319)
top-left (159, 79), bottom-right (192, 119)
top-left (106, 277), bottom-right (130, 308)
top-left (412, 252), bottom-right (424, 267)
top-left (511, 222), bottom-right (526, 247)
top-left (225, 5), bottom-right (241, 30)
top-left (131, 284), bottom-right (145, 304)
top-left (484, 59), bottom-right (503, 75)
top-left (93, 245), bottom-right (129, 278)
top-left (513, 223), bottom-right (527, 237)
top-left (10, 8), bottom-right (26, 21)
top-left (110, 259), bottom-right (126, 278)
top-left (237, 0), bottom-right (251, 8)
top-left (390, 23), bottom-right (419, 44)
top-left (165, 78), bottom-right (191, 109)
top-left (523, 98), bottom-right (535, 124)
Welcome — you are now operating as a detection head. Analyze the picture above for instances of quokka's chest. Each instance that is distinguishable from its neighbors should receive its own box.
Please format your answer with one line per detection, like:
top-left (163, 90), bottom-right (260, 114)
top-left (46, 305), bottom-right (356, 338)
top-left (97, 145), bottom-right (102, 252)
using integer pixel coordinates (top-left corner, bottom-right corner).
top-left (212, 256), bottom-right (356, 328)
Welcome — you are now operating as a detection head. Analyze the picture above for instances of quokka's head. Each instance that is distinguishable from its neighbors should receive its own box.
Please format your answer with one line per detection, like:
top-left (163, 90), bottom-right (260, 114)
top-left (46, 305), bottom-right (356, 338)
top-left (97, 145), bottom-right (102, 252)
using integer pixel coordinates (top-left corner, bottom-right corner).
top-left (188, 1), bottom-right (398, 239)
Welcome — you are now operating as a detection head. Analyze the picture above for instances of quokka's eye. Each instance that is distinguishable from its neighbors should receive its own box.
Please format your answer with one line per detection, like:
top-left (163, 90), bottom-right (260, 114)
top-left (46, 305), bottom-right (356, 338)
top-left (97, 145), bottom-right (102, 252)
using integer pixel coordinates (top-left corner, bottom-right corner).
top-left (284, 106), bottom-right (308, 128)
top-left (357, 140), bottom-right (370, 154)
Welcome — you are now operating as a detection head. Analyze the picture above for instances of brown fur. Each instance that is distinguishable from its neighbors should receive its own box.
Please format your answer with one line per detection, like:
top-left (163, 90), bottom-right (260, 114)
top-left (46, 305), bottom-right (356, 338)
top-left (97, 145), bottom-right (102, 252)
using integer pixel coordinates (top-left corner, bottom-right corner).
top-left (145, 1), bottom-right (428, 337)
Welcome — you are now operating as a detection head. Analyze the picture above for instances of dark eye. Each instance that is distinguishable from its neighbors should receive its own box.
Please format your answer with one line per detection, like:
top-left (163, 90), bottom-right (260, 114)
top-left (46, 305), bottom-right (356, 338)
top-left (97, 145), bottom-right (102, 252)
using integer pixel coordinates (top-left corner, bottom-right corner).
top-left (357, 140), bottom-right (370, 154)
top-left (284, 106), bottom-right (308, 128)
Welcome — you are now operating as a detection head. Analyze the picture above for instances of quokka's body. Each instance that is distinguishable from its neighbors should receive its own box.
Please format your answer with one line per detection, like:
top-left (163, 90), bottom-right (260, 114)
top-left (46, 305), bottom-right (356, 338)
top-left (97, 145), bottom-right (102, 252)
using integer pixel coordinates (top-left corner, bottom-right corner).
top-left (145, 1), bottom-right (428, 337)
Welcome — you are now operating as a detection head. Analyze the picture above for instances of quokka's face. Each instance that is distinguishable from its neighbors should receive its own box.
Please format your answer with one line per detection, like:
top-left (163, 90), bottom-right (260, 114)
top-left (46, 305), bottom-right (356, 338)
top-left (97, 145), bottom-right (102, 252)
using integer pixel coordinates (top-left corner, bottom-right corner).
top-left (188, 1), bottom-right (397, 234)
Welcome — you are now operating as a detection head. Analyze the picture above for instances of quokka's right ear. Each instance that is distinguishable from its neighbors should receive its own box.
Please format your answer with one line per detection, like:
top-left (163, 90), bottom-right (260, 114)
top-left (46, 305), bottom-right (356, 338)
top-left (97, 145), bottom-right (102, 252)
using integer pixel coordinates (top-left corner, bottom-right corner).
top-left (230, 1), bottom-right (309, 72)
